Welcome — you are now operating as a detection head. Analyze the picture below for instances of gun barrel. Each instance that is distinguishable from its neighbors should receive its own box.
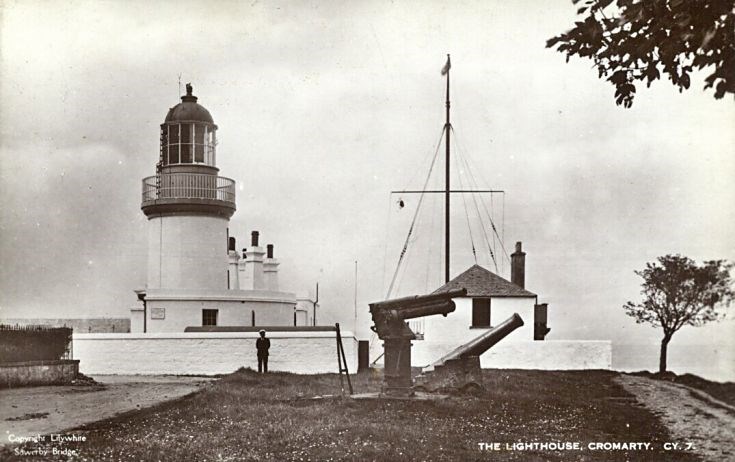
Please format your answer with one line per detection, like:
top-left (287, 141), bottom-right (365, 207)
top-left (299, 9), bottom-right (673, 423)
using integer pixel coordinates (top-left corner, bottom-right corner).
top-left (369, 289), bottom-right (467, 338)
top-left (461, 313), bottom-right (524, 358)
top-left (369, 288), bottom-right (467, 312)
top-left (428, 313), bottom-right (524, 368)
top-left (396, 299), bottom-right (458, 320)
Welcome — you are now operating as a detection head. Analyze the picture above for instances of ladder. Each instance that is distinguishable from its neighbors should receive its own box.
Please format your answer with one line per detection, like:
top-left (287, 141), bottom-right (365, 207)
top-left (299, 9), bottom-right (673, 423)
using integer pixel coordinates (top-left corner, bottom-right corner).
top-left (156, 126), bottom-right (165, 197)
top-left (335, 323), bottom-right (353, 395)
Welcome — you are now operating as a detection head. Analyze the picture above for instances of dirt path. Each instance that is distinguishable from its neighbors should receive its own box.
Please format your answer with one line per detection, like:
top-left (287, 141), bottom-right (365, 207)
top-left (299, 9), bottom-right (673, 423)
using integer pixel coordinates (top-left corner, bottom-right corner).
top-left (615, 374), bottom-right (735, 461)
top-left (1, 375), bottom-right (214, 445)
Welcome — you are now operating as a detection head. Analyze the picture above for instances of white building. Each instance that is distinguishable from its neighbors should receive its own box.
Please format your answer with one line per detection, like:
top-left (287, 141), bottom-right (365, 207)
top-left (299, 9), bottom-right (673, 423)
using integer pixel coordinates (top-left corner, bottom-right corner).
top-left (410, 242), bottom-right (548, 365)
top-left (131, 85), bottom-right (315, 333)
top-left (405, 242), bottom-right (611, 370)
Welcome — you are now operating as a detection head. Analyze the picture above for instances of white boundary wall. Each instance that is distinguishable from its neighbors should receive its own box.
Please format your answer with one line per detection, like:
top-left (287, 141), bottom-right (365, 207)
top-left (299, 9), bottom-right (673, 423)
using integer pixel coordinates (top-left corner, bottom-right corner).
top-left (73, 331), bottom-right (357, 375)
top-left (385, 340), bottom-right (612, 370)
top-left (479, 340), bottom-right (612, 370)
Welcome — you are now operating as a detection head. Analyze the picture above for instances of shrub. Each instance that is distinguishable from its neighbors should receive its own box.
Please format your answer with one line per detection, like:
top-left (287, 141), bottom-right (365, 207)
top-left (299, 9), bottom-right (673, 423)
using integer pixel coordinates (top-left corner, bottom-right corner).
top-left (0, 325), bottom-right (72, 363)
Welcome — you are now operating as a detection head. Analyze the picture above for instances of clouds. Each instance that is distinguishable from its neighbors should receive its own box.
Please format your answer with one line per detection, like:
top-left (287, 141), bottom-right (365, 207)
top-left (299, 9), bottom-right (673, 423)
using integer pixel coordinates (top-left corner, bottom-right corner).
top-left (1, 1), bottom-right (733, 360)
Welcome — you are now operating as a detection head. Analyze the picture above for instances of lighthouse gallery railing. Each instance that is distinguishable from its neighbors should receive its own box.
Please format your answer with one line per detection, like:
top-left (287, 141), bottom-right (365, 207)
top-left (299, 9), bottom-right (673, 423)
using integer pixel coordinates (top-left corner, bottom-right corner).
top-left (141, 173), bottom-right (236, 204)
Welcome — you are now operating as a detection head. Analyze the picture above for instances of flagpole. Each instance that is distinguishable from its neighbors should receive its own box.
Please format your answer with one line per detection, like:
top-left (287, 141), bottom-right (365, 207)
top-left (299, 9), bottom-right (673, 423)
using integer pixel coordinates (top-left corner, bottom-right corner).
top-left (444, 54), bottom-right (451, 283)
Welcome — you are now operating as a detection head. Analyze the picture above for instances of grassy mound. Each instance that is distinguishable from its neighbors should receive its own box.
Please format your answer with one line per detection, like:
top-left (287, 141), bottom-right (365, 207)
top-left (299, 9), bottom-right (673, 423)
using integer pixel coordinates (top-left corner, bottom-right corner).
top-left (630, 370), bottom-right (735, 407)
top-left (1, 369), bottom-right (699, 461)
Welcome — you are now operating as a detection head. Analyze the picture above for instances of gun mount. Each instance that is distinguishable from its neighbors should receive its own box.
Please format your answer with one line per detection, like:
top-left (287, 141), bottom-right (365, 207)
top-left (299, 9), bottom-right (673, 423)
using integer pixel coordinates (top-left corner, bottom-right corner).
top-left (370, 288), bottom-right (466, 396)
top-left (416, 313), bottom-right (524, 392)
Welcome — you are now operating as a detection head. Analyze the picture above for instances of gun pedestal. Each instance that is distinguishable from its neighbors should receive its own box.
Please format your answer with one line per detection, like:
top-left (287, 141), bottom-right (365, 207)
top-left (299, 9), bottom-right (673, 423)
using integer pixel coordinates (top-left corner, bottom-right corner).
top-left (370, 289), bottom-right (466, 397)
top-left (416, 313), bottom-right (524, 392)
top-left (382, 336), bottom-right (414, 396)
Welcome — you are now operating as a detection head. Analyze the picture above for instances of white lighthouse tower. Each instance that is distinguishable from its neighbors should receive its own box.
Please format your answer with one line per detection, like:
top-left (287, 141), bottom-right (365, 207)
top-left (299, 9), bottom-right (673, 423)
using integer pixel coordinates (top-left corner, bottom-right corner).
top-left (132, 84), bottom-right (309, 332)
top-left (142, 83), bottom-right (234, 293)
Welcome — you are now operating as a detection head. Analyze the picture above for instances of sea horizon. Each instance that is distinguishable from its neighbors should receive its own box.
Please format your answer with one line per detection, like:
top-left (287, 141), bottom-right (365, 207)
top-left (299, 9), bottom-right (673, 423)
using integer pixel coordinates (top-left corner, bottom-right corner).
top-left (613, 342), bottom-right (734, 383)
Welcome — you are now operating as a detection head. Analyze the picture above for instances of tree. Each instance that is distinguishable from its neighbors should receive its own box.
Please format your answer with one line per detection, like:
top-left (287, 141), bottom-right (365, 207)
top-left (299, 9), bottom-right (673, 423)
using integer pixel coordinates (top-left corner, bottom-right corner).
top-left (547, 0), bottom-right (735, 107)
top-left (624, 255), bottom-right (733, 373)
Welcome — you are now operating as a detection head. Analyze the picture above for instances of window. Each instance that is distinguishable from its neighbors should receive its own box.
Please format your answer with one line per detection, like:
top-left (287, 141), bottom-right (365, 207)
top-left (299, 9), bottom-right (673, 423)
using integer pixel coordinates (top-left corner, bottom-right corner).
top-left (180, 123), bottom-right (193, 162)
top-left (167, 124), bottom-right (179, 165)
top-left (202, 309), bottom-right (218, 326)
top-left (204, 127), bottom-right (213, 164)
top-left (194, 124), bottom-right (204, 163)
top-left (471, 298), bottom-right (491, 327)
top-left (161, 123), bottom-right (216, 166)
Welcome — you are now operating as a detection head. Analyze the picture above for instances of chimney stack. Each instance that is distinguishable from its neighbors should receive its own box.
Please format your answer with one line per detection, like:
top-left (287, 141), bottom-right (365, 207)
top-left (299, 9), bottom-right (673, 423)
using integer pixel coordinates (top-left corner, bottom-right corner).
top-left (239, 231), bottom-right (265, 290)
top-left (263, 244), bottom-right (279, 291)
top-left (511, 241), bottom-right (526, 288)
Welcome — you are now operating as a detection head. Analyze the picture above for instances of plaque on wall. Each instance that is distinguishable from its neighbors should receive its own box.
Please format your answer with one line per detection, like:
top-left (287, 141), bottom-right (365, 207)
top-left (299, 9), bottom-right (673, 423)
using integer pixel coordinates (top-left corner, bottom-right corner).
top-left (151, 307), bottom-right (165, 320)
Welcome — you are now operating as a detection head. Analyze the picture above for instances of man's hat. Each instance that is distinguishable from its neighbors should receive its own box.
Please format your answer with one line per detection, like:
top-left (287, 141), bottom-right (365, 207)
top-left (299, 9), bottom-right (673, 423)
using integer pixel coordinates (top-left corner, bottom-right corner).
top-left (259, 329), bottom-right (266, 334)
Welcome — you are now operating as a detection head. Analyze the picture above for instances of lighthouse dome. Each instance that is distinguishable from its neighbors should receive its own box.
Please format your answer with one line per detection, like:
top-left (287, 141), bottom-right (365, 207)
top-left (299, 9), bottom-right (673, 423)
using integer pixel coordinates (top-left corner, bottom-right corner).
top-left (159, 84), bottom-right (218, 168)
top-left (164, 84), bottom-right (214, 124)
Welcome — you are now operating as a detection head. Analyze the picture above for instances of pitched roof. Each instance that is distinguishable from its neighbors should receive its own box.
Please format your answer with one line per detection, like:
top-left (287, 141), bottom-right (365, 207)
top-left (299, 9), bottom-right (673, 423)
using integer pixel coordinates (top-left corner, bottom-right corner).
top-left (431, 264), bottom-right (536, 298)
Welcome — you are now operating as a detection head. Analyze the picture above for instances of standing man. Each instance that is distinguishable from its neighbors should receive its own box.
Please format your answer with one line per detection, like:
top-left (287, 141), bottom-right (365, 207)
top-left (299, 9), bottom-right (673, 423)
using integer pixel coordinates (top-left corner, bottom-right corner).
top-left (256, 329), bottom-right (270, 373)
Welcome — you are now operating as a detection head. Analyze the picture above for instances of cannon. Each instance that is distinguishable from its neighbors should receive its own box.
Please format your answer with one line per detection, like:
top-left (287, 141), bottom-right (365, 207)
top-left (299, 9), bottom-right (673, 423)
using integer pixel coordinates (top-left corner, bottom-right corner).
top-left (438, 312), bottom-right (524, 362)
top-left (370, 288), bottom-right (467, 397)
top-left (415, 313), bottom-right (524, 392)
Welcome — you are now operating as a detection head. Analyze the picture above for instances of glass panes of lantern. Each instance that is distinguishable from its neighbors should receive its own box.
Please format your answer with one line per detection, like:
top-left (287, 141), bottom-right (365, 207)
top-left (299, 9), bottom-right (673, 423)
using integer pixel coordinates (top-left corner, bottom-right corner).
top-left (162, 123), bottom-right (217, 166)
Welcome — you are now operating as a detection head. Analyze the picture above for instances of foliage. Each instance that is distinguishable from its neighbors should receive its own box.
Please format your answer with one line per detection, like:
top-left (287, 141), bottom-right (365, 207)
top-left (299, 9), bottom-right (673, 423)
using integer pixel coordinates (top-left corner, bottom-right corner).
top-left (624, 255), bottom-right (733, 371)
top-left (547, 0), bottom-right (735, 107)
top-left (624, 255), bottom-right (733, 333)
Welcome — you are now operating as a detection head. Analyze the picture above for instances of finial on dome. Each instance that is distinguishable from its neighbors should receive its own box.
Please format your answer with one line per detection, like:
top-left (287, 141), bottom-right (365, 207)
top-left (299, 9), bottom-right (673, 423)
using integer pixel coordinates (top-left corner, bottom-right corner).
top-left (181, 83), bottom-right (197, 103)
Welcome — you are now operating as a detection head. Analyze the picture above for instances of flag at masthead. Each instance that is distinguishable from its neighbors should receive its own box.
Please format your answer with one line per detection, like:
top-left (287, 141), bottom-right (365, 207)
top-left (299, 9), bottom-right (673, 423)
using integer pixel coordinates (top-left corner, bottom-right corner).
top-left (441, 55), bottom-right (451, 75)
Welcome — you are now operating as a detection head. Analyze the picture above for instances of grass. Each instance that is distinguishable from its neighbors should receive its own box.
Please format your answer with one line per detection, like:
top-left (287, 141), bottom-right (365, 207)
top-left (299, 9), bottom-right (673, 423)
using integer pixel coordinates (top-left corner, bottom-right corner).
top-left (1, 368), bottom-right (703, 461)
top-left (631, 370), bottom-right (735, 407)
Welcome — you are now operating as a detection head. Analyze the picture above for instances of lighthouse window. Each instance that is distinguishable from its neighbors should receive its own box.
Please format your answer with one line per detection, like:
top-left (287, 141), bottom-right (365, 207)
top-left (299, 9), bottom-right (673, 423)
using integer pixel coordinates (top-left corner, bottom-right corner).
top-left (167, 125), bottom-right (179, 164)
top-left (206, 129), bottom-right (216, 165)
top-left (169, 124), bottom-right (179, 144)
top-left (181, 123), bottom-right (192, 143)
top-left (168, 145), bottom-right (176, 165)
top-left (162, 123), bottom-right (216, 165)
top-left (194, 124), bottom-right (204, 163)
top-left (181, 144), bottom-right (192, 163)
top-left (180, 124), bottom-right (192, 163)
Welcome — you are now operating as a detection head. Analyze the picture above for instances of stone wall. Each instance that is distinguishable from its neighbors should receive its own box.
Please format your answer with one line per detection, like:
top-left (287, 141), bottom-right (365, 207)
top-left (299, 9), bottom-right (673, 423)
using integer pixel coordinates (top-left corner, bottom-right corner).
top-left (73, 331), bottom-right (357, 375)
top-left (0, 360), bottom-right (79, 388)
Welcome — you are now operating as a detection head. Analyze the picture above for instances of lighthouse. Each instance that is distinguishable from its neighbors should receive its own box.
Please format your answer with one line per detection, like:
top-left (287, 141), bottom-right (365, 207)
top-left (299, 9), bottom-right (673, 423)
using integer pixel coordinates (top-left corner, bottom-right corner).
top-left (132, 85), bottom-right (312, 332)
top-left (142, 83), bottom-right (235, 292)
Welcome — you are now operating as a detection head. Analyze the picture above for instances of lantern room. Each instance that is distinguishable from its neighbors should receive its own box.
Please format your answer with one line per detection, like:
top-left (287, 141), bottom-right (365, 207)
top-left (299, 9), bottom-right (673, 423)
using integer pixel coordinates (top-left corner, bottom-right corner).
top-left (160, 83), bottom-right (218, 167)
top-left (141, 84), bottom-right (235, 219)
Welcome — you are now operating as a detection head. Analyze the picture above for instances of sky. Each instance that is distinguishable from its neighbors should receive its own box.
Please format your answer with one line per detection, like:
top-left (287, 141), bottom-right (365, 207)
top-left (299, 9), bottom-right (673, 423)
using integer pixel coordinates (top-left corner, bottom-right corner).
top-left (1, 1), bottom-right (733, 375)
